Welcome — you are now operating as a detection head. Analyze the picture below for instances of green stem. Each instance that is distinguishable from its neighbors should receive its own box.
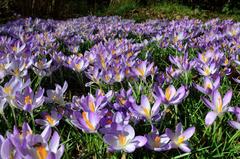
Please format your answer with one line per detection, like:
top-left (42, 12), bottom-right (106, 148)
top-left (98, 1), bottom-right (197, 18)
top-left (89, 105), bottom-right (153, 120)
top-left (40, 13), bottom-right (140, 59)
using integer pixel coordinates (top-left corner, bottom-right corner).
top-left (30, 112), bottom-right (35, 132)
top-left (174, 104), bottom-right (178, 124)
top-left (184, 72), bottom-right (188, 84)
top-left (1, 112), bottom-right (10, 129)
top-left (10, 106), bottom-right (17, 125)
top-left (121, 151), bottom-right (127, 159)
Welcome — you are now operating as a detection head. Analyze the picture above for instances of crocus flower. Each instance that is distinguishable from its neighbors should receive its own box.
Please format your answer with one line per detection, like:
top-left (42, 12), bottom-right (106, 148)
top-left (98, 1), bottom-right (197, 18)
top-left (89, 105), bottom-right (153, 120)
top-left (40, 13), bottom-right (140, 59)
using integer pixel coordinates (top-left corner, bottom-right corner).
top-left (132, 95), bottom-right (161, 121)
top-left (79, 93), bottom-right (108, 114)
top-left (46, 81), bottom-right (68, 106)
top-left (103, 124), bottom-right (147, 153)
top-left (69, 56), bottom-right (89, 72)
top-left (145, 127), bottom-right (170, 151)
top-left (228, 107), bottom-right (240, 130)
top-left (71, 111), bottom-right (101, 133)
top-left (2, 123), bottom-right (64, 159)
top-left (132, 60), bottom-right (154, 79)
top-left (196, 63), bottom-right (218, 76)
top-left (113, 88), bottom-right (132, 111)
top-left (202, 89), bottom-right (232, 126)
top-left (32, 57), bottom-right (53, 76)
top-left (0, 76), bottom-right (30, 107)
top-left (169, 53), bottom-right (195, 73)
top-left (194, 76), bottom-right (220, 95)
top-left (15, 86), bottom-right (45, 112)
top-left (166, 123), bottom-right (195, 152)
top-left (36, 110), bottom-right (62, 129)
top-left (155, 85), bottom-right (187, 106)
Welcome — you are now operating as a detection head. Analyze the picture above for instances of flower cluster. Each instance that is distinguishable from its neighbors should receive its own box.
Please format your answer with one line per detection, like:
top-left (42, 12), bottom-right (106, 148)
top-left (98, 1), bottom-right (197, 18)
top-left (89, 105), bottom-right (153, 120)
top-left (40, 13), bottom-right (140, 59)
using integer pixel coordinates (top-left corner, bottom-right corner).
top-left (0, 16), bottom-right (239, 158)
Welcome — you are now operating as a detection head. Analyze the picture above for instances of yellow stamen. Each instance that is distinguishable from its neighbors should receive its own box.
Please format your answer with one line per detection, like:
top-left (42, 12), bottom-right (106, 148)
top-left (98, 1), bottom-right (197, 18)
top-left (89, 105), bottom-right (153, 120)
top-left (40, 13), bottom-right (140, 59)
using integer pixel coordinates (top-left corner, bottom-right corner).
top-left (3, 86), bottom-right (12, 95)
top-left (89, 100), bottom-right (95, 112)
top-left (217, 96), bottom-right (223, 113)
top-left (75, 63), bottom-right (82, 71)
top-left (24, 96), bottom-right (32, 105)
top-left (36, 146), bottom-right (48, 159)
top-left (165, 86), bottom-right (172, 101)
top-left (143, 107), bottom-right (151, 118)
top-left (176, 136), bottom-right (185, 145)
top-left (136, 67), bottom-right (145, 77)
top-left (118, 134), bottom-right (127, 146)
top-left (205, 83), bottom-right (212, 89)
top-left (119, 97), bottom-right (126, 105)
top-left (153, 136), bottom-right (161, 147)
top-left (100, 57), bottom-right (106, 69)
top-left (204, 67), bottom-right (210, 76)
top-left (82, 112), bottom-right (95, 131)
top-left (45, 115), bottom-right (55, 126)
top-left (105, 74), bottom-right (110, 81)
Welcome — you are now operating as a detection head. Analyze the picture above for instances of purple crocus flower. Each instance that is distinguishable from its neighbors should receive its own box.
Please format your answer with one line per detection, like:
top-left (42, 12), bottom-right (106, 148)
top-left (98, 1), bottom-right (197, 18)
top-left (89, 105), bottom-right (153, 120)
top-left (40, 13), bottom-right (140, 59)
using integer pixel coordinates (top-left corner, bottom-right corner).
top-left (202, 89), bottom-right (232, 126)
top-left (145, 127), bottom-right (170, 151)
top-left (79, 93), bottom-right (108, 113)
top-left (169, 53), bottom-right (195, 73)
top-left (46, 81), bottom-right (68, 106)
top-left (24, 129), bottom-right (64, 159)
top-left (36, 110), bottom-right (62, 129)
top-left (2, 122), bottom-right (64, 159)
top-left (228, 107), bottom-right (240, 130)
top-left (0, 76), bottom-right (30, 106)
top-left (113, 88), bottom-right (133, 111)
top-left (155, 85), bottom-right (187, 106)
top-left (194, 76), bottom-right (220, 95)
top-left (69, 56), bottom-right (89, 72)
top-left (132, 95), bottom-right (161, 121)
top-left (132, 60), bottom-right (154, 79)
top-left (71, 111), bottom-right (102, 133)
top-left (166, 123), bottom-right (195, 152)
top-left (32, 57), bottom-right (53, 77)
top-left (15, 86), bottom-right (44, 112)
top-left (103, 124), bottom-right (147, 153)
top-left (196, 63), bottom-right (218, 77)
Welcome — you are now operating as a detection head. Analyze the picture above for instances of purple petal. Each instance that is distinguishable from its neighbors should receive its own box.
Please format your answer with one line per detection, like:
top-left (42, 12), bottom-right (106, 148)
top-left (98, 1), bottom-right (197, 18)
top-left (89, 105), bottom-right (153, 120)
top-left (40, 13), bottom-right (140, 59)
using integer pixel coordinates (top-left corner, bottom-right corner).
top-left (201, 97), bottom-right (214, 110)
top-left (228, 121), bottom-right (240, 130)
top-left (223, 90), bottom-right (232, 107)
top-left (132, 136), bottom-right (147, 147)
top-left (124, 143), bottom-right (136, 153)
top-left (182, 127), bottom-right (195, 140)
top-left (205, 111), bottom-right (218, 126)
top-left (175, 123), bottom-right (183, 136)
top-left (165, 128), bottom-right (174, 139)
top-left (49, 131), bottom-right (60, 153)
top-left (179, 143), bottom-right (191, 152)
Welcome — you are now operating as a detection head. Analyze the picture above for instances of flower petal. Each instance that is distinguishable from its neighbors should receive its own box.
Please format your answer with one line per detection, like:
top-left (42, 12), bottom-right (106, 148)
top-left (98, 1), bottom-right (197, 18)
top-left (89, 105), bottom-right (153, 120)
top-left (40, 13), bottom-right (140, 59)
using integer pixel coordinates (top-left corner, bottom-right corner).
top-left (228, 121), bottom-right (240, 130)
top-left (205, 111), bottom-right (218, 126)
top-left (223, 90), bottom-right (232, 107)
top-left (182, 127), bottom-right (195, 140)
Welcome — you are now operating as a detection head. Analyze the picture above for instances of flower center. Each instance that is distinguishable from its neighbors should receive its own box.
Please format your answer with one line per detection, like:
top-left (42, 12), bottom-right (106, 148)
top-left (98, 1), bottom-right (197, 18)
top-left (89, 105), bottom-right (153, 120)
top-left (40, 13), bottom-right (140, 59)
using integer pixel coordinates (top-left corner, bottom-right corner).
top-left (3, 86), bottom-right (12, 95)
top-left (176, 136), bottom-right (185, 145)
top-left (165, 86), bottom-right (173, 101)
top-left (25, 96), bottom-right (32, 105)
top-left (119, 97), bottom-right (126, 105)
top-left (118, 134), bottom-right (127, 146)
top-left (143, 107), bottom-right (151, 119)
top-left (153, 136), bottom-right (161, 148)
top-left (136, 67), bottom-right (145, 76)
top-left (36, 145), bottom-right (48, 159)
top-left (45, 115), bottom-right (55, 126)
top-left (217, 96), bottom-right (223, 113)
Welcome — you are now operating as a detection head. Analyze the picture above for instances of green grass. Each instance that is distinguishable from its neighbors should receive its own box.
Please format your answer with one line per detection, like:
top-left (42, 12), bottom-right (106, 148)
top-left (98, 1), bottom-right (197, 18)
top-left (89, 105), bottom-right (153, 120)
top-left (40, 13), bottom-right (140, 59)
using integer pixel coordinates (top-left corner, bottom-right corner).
top-left (101, 1), bottom-right (240, 22)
